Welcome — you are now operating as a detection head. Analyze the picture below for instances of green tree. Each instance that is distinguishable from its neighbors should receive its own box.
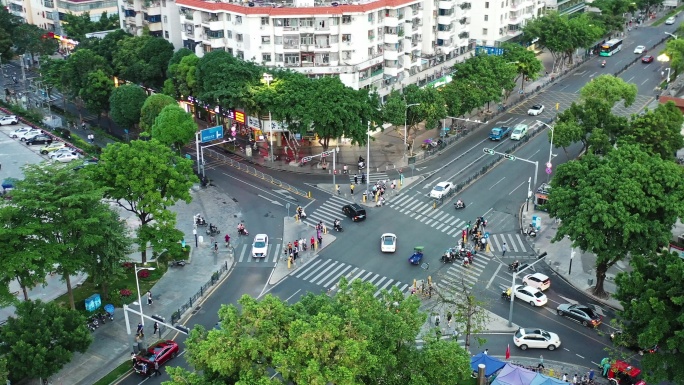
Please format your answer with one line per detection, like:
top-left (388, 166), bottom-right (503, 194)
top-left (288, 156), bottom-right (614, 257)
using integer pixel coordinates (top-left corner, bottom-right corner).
top-left (614, 251), bottom-right (684, 384)
top-left (151, 104), bottom-right (198, 152)
top-left (61, 48), bottom-right (110, 99)
top-left (12, 24), bottom-right (58, 61)
top-left (547, 144), bottom-right (684, 297)
top-left (79, 69), bottom-right (114, 117)
top-left (501, 42), bottom-right (544, 90)
top-left (109, 84), bottom-right (148, 130)
top-left (79, 29), bottom-right (132, 63)
top-left (663, 38), bottom-right (684, 78)
top-left (589, 0), bottom-right (632, 33)
top-left (0, 357), bottom-right (8, 385)
top-left (113, 35), bottom-right (174, 88)
top-left (382, 85), bottom-right (446, 149)
top-left (165, 49), bottom-right (198, 98)
top-left (40, 58), bottom-right (68, 104)
top-left (451, 54), bottom-right (517, 106)
top-left (552, 75), bottom-right (636, 153)
top-left (635, 0), bottom-right (664, 14)
top-left (10, 163), bottom-right (120, 309)
top-left (140, 93), bottom-right (177, 132)
top-left (195, 50), bottom-right (262, 110)
top-left (93, 140), bottom-right (198, 264)
top-left (624, 101), bottom-right (684, 159)
top-left (433, 278), bottom-right (490, 353)
top-left (0, 27), bottom-right (12, 62)
top-left (442, 78), bottom-right (488, 118)
top-left (0, 300), bottom-right (92, 382)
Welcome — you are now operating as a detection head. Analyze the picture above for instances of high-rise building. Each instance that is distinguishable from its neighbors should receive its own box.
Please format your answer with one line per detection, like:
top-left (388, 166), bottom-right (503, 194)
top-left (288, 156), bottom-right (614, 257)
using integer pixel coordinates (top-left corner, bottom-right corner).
top-left (4, 0), bottom-right (118, 34)
top-left (119, 0), bottom-right (183, 49)
top-left (469, 0), bottom-right (544, 47)
top-left (121, 0), bottom-right (475, 97)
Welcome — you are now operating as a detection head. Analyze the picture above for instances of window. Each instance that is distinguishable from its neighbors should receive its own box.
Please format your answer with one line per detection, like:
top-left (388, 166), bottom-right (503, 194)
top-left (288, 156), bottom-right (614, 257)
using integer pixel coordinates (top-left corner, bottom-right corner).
top-left (164, 31), bottom-right (169, 38)
top-left (262, 36), bottom-right (271, 44)
top-left (163, 15), bottom-right (167, 23)
top-left (342, 34), bottom-right (351, 42)
top-left (275, 19), bottom-right (283, 26)
top-left (262, 53), bottom-right (272, 62)
top-left (301, 34), bottom-right (313, 45)
top-left (235, 15), bottom-right (242, 24)
top-left (226, 31), bottom-right (232, 39)
top-left (368, 29), bottom-right (375, 40)
top-left (261, 17), bottom-right (269, 25)
top-left (331, 17), bottom-right (340, 25)
top-left (284, 53), bottom-right (299, 66)
top-left (236, 50), bottom-right (244, 59)
top-left (330, 35), bottom-right (339, 43)
top-left (300, 18), bottom-right (313, 27)
top-left (284, 18), bottom-right (298, 27)
top-left (226, 14), bottom-right (231, 21)
top-left (342, 50), bottom-right (352, 60)
top-left (276, 53), bottom-right (284, 62)
top-left (484, 15), bottom-right (488, 21)
top-left (236, 33), bottom-right (243, 42)
top-left (342, 15), bottom-right (352, 24)
top-left (275, 36), bottom-right (283, 44)
top-left (485, 1), bottom-right (489, 8)
top-left (368, 13), bottom-right (374, 22)
top-left (482, 28), bottom-right (488, 35)
top-left (283, 35), bottom-right (299, 48)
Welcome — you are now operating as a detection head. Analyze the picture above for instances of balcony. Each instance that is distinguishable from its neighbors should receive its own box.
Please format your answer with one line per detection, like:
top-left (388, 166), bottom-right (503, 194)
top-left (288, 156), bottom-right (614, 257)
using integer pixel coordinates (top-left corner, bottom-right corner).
top-left (438, 0), bottom-right (452, 8)
top-left (458, 32), bottom-right (469, 39)
top-left (437, 30), bottom-right (453, 40)
top-left (384, 50), bottom-right (399, 60)
top-left (385, 16), bottom-right (399, 27)
top-left (385, 33), bottom-right (399, 44)
top-left (437, 15), bottom-right (453, 25)
top-left (384, 66), bottom-right (400, 77)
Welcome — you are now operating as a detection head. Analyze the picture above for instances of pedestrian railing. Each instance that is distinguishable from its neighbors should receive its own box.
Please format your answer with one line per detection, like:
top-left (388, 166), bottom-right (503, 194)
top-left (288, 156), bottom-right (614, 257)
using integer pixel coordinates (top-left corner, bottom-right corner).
top-left (170, 260), bottom-right (230, 325)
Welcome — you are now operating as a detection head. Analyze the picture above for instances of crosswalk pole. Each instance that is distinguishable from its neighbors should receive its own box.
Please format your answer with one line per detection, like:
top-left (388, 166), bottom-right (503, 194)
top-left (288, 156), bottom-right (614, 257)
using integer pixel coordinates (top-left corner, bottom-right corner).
top-left (486, 242), bottom-right (490, 253)
top-left (294, 214), bottom-right (299, 222)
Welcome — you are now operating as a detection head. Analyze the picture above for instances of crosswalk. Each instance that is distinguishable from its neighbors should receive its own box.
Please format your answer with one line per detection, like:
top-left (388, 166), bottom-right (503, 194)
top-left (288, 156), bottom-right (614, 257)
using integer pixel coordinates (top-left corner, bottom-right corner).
top-left (291, 258), bottom-right (411, 297)
top-left (232, 241), bottom-right (282, 264)
top-left (301, 195), bottom-right (350, 228)
top-left (346, 172), bottom-right (391, 185)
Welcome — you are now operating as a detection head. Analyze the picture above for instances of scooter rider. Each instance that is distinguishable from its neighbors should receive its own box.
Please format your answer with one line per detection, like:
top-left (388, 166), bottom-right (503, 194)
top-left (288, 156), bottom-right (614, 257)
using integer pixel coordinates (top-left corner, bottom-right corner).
top-left (333, 219), bottom-right (342, 232)
top-left (511, 260), bottom-right (520, 271)
top-left (455, 199), bottom-right (464, 208)
top-left (237, 223), bottom-right (247, 235)
top-left (601, 60), bottom-right (606, 67)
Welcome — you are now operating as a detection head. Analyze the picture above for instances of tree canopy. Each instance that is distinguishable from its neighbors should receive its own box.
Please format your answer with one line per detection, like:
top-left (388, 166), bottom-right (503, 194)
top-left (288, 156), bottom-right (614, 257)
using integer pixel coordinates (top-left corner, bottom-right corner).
top-left (547, 144), bottom-right (684, 296)
top-left (61, 12), bottom-right (120, 42)
top-left (614, 251), bottom-right (684, 384)
top-left (501, 42), bottom-right (544, 90)
top-left (113, 35), bottom-right (174, 89)
top-left (151, 104), bottom-right (198, 152)
top-left (93, 140), bottom-right (198, 264)
top-left (165, 279), bottom-right (471, 385)
top-left (0, 300), bottom-right (92, 382)
top-left (109, 84), bottom-right (148, 130)
top-left (624, 101), bottom-right (684, 159)
top-left (140, 93), bottom-right (178, 132)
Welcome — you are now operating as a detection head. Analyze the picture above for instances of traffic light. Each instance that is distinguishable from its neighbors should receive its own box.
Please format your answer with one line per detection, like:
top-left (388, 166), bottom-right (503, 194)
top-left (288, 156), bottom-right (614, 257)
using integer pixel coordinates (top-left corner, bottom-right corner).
top-left (504, 154), bottom-right (516, 161)
top-left (483, 148), bottom-right (494, 155)
top-left (467, 220), bottom-right (471, 229)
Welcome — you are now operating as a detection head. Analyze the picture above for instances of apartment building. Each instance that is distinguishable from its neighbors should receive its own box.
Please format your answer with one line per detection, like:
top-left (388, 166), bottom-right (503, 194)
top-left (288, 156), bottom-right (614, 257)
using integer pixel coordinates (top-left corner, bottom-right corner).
top-left (469, 0), bottom-right (544, 47)
top-left (545, 0), bottom-right (585, 15)
top-left (119, 0), bottom-right (184, 48)
top-left (5, 0), bottom-right (118, 34)
top-left (135, 0), bottom-right (472, 97)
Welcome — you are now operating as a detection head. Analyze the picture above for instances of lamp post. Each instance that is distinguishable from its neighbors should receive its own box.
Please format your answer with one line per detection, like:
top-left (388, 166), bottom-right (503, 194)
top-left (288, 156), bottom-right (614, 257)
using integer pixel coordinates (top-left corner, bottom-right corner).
top-left (366, 121), bottom-right (371, 197)
top-left (569, 248), bottom-right (575, 275)
top-left (666, 67), bottom-right (672, 83)
top-left (537, 120), bottom-right (555, 182)
top-left (262, 73), bottom-right (274, 162)
top-left (665, 32), bottom-right (678, 39)
top-left (134, 264), bottom-right (156, 328)
top-left (404, 103), bottom-right (420, 159)
top-left (333, 146), bottom-right (339, 195)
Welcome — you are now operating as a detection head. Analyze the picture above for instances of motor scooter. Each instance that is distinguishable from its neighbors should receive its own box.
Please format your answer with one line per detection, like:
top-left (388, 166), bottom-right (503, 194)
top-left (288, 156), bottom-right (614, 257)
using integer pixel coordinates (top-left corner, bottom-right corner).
top-left (454, 200), bottom-right (466, 209)
top-left (525, 224), bottom-right (537, 237)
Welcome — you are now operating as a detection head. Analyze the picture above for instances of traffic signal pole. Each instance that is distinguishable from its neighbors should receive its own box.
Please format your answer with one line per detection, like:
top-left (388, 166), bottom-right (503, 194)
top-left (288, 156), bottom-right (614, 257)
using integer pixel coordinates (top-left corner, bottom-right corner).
top-left (482, 148), bottom-right (539, 192)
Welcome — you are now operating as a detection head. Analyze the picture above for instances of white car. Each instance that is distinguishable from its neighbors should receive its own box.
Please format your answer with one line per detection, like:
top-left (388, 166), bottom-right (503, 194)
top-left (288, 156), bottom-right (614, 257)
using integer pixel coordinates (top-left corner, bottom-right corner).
top-left (52, 152), bottom-right (80, 163)
top-left (49, 147), bottom-right (77, 159)
top-left (9, 126), bottom-right (34, 138)
top-left (666, 16), bottom-right (676, 25)
top-left (633, 45), bottom-right (646, 54)
top-left (513, 328), bottom-right (561, 351)
top-left (527, 104), bottom-right (545, 116)
top-left (522, 273), bottom-right (551, 291)
top-left (430, 182), bottom-right (452, 199)
top-left (380, 233), bottom-right (397, 253)
top-left (510, 124), bottom-right (528, 140)
top-left (513, 285), bottom-right (547, 307)
top-left (16, 128), bottom-right (43, 141)
top-left (251, 234), bottom-right (269, 258)
top-left (0, 115), bottom-right (19, 125)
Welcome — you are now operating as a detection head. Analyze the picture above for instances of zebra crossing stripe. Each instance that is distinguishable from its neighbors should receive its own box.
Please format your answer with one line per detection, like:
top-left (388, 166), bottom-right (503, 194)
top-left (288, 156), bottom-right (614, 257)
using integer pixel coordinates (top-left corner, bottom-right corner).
top-left (314, 263), bottom-right (351, 286)
top-left (374, 279), bottom-right (395, 297)
top-left (307, 261), bottom-right (340, 283)
top-left (294, 259), bottom-right (324, 279)
top-left (505, 234), bottom-right (519, 252)
top-left (348, 269), bottom-right (367, 283)
top-left (238, 244), bottom-right (248, 262)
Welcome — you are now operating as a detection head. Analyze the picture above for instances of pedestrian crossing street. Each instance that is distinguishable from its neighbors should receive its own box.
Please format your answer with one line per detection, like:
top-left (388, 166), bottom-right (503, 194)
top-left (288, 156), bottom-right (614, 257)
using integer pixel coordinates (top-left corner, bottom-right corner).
top-left (301, 195), bottom-right (349, 228)
top-left (346, 172), bottom-right (391, 185)
top-left (233, 241), bottom-right (282, 264)
top-left (292, 258), bottom-right (411, 297)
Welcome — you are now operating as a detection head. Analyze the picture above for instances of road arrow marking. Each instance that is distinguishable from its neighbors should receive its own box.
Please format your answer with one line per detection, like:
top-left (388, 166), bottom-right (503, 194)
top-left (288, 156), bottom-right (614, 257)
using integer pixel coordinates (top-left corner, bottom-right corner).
top-left (258, 194), bottom-right (284, 206)
top-left (558, 295), bottom-right (579, 305)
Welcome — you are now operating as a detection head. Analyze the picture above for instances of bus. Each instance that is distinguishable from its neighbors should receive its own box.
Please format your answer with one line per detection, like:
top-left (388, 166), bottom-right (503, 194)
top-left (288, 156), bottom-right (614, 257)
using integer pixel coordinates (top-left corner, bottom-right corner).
top-left (600, 39), bottom-right (623, 56)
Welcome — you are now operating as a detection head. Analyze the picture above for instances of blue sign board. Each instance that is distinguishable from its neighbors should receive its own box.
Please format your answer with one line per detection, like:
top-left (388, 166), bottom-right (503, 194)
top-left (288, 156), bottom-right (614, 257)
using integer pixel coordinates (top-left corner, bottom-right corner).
top-left (200, 126), bottom-right (224, 143)
top-left (85, 294), bottom-right (102, 312)
top-left (476, 46), bottom-right (504, 56)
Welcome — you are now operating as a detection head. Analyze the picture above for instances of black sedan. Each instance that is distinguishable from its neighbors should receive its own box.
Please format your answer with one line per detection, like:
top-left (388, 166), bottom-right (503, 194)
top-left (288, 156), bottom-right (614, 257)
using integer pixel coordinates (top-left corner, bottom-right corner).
top-left (556, 303), bottom-right (602, 327)
top-left (25, 134), bottom-right (53, 146)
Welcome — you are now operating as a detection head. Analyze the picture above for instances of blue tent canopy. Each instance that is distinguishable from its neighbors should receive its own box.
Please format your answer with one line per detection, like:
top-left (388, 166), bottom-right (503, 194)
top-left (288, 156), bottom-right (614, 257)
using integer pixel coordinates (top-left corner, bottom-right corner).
top-left (529, 375), bottom-right (567, 385)
top-left (470, 353), bottom-right (507, 377)
top-left (491, 364), bottom-right (538, 385)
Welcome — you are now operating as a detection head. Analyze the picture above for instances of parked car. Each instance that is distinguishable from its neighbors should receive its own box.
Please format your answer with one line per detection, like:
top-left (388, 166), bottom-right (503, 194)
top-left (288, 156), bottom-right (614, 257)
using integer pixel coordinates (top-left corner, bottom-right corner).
top-left (0, 115), bottom-right (19, 125)
top-left (430, 181), bottom-right (452, 199)
top-left (16, 128), bottom-right (43, 141)
top-left (633, 45), bottom-right (646, 54)
top-left (381, 233), bottom-right (397, 253)
top-left (134, 340), bottom-right (179, 376)
top-left (641, 55), bottom-right (654, 63)
top-left (9, 126), bottom-right (34, 138)
top-left (73, 158), bottom-right (99, 171)
top-left (522, 273), bottom-right (551, 291)
top-left (510, 124), bottom-right (529, 140)
top-left (513, 328), bottom-right (561, 351)
top-left (665, 16), bottom-right (676, 25)
top-left (40, 142), bottom-right (67, 154)
top-left (26, 134), bottom-right (53, 146)
top-left (513, 285), bottom-right (547, 307)
top-left (52, 152), bottom-right (80, 163)
top-left (49, 147), bottom-right (76, 158)
top-left (251, 234), bottom-right (269, 258)
top-left (342, 203), bottom-right (366, 222)
top-left (527, 104), bottom-right (545, 116)
top-left (556, 303), bottom-right (602, 327)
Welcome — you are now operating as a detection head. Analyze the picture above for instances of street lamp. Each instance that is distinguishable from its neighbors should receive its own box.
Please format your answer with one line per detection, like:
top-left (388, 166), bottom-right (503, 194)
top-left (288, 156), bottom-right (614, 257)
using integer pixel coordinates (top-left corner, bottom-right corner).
top-left (665, 32), bottom-right (678, 39)
top-left (404, 103), bottom-right (420, 159)
top-left (665, 67), bottom-right (672, 83)
top-left (537, 120), bottom-right (555, 182)
top-left (134, 264), bottom-right (156, 328)
top-left (262, 73), bottom-right (274, 162)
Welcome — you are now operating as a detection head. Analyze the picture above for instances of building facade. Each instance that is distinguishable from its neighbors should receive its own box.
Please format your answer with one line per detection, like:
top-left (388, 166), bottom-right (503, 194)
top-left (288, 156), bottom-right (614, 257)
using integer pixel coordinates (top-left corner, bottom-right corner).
top-left (469, 0), bottom-right (544, 47)
top-left (5, 0), bottom-right (118, 34)
top-left (125, 0), bottom-right (473, 98)
top-left (544, 0), bottom-right (585, 15)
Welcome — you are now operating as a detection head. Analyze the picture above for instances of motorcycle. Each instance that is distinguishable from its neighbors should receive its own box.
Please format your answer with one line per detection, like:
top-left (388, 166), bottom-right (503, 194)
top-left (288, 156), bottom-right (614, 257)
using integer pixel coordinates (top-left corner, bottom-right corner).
top-left (169, 260), bottom-right (187, 267)
top-left (454, 201), bottom-right (466, 209)
top-left (525, 224), bottom-right (537, 237)
top-left (508, 262), bottom-right (520, 272)
top-left (87, 322), bottom-right (96, 332)
top-left (441, 249), bottom-right (457, 263)
top-left (206, 224), bottom-right (220, 236)
top-left (462, 257), bottom-right (470, 267)
top-left (501, 290), bottom-right (512, 301)
top-left (333, 223), bottom-right (343, 232)
top-left (358, 156), bottom-right (365, 170)
top-left (237, 227), bottom-right (249, 236)
top-left (194, 214), bottom-right (207, 227)
top-left (601, 61), bottom-right (606, 68)
top-left (97, 312), bottom-right (108, 324)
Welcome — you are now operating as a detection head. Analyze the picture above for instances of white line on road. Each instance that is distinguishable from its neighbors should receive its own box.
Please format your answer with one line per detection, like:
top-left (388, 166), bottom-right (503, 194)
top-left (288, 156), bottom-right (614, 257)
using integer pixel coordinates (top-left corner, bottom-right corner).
top-left (509, 180), bottom-right (526, 195)
top-left (576, 353), bottom-right (585, 359)
top-left (257, 194), bottom-right (284, 206)
top-left (486, 263), bottom-right (503, 289)
top-left (223, 173), bottom-right (291, 202)
top-left (641, 79), bottom-right (649, 85)
top-left (285, 289), bottom-right (301, 302)
top-left (489, 177), bottom-right (506, 190)
top-left (626, 76), bottom-right (635, 83)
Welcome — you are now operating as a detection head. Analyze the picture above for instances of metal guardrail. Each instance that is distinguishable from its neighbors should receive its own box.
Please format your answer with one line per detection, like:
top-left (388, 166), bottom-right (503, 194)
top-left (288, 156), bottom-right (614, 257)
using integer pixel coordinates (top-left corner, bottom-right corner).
top-left (170, 260), bottom-right (229, 325)
top-left (204, 147), bottom-right (311, 199)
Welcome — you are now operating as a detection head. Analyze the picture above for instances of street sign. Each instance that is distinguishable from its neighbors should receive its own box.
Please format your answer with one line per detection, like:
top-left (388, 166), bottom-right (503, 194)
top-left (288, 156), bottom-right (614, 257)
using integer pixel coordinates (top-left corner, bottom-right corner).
top-left (546, 167), bottom-right (552, 174)
top-left (286, 203), bottom-right (290, 209)
top-left (504, 154), bottom-right (516, 161)
top-left (483, 148), bottom-right (494, 155)
top-left (484, 232), bottom-right (490, 239)
top-left (200, 126), bottom-right (224, 143)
